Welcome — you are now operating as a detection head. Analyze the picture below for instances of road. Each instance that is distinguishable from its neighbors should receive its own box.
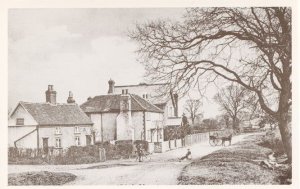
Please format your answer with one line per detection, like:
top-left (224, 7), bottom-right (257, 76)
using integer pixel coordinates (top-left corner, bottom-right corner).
top-left (8, 133), bottom-right (251, 185)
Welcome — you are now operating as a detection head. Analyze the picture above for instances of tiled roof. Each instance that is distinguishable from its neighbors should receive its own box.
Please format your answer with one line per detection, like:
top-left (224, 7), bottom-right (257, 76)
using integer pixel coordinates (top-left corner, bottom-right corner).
top-left (20, 102), bottom-right (93, 126)
top-left (80, 94), bottom-right (163, 113)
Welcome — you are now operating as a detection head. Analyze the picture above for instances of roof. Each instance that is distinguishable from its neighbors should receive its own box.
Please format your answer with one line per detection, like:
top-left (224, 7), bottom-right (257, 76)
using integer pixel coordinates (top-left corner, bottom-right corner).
top-left (80, 94), bottom-right (163, 113)
top-left (19, 102), bottom-right (93, 126)
top-left (114, 83), bottom-right (167, 88)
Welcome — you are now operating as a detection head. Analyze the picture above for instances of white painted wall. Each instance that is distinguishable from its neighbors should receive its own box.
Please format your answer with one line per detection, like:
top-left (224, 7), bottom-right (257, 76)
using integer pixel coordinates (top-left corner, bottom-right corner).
top-left (38, 125), bottom-right (93, 149)
top-left (8, 104), bottom-right (38, 126)
top-left (8, 126), bottom-right (37, 148)
top-left (90, 112), bottom-right (118, 142)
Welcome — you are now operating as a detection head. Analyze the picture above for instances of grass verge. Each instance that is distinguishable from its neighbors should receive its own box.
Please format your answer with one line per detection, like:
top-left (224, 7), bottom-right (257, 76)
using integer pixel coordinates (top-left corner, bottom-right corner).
top-left (178, 133), bottom-right (291, 185)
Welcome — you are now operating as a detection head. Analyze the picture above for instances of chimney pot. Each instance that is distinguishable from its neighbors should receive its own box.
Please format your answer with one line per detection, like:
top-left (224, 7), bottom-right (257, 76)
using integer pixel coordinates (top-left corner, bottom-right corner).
top-left (67, 91), bottom-right (75, 104)
top-left (108, 79), bottom-right (115, 94)
top-left (45, 85), bottom-right (56, 104)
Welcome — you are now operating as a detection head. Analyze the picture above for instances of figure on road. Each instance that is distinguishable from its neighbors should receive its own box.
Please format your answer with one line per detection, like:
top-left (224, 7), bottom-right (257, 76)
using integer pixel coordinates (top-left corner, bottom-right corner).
top-left (179, 149), bottom-right (192, 162)
top-left (136, 143), bottom-right (143, 162)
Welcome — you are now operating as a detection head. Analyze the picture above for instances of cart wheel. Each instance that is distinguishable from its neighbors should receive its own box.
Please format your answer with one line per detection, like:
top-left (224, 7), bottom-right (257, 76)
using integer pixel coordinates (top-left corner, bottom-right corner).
top-left (209, 139), bottom-right (215, 146)
top-left (214, 138), bottom-right (222, 146)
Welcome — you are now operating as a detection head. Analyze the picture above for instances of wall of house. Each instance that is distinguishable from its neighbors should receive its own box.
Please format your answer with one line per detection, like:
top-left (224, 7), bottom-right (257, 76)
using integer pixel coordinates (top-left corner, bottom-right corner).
top-left (8, 104), bottom-right (38, 126)
top-left (8, 126), bottom-right (37, 148)
top-left (144, 112), bottom-right (164, 142)
top-left (90, 113), bottom-right (118, 142)
top-left (131, 111), bottom-right (144, 140)
top-left (8, 104), bottom-right (39, 148)
top-left (38, 125), bottom-right (93, 149)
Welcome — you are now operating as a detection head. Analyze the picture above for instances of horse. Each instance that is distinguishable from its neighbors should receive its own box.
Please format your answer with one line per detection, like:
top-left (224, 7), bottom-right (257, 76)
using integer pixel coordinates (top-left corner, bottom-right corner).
top-left (221, 134), bottom-right (232, 146)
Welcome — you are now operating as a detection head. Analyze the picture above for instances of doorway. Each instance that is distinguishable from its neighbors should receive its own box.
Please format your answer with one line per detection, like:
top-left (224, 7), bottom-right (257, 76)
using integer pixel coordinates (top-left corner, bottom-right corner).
top-left (86, 135), bottom-right (92, 145)
top-left (42, 138), bottom-right (49, 154)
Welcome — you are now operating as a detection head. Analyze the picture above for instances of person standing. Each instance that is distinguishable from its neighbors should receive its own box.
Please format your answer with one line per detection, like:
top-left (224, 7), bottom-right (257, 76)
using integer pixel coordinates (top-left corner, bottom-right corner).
top-left (136, 143), bottom-right (142, 162)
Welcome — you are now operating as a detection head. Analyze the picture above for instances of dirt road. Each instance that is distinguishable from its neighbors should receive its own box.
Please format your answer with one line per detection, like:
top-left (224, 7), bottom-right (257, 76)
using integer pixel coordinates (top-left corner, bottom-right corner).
top-left (8, 134), bottom-right (251, 185)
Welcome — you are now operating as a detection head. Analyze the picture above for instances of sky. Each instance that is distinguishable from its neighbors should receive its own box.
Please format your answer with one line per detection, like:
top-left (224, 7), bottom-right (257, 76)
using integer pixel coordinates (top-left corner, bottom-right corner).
top-left (8, 8), bottom-right (219, 118)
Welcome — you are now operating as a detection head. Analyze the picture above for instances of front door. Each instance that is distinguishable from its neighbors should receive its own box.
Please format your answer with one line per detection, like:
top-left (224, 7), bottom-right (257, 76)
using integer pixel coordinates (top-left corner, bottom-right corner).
top-left (42, 138), bottom-right (49, 154)
top-left (86, 135), bottom-right (92, 145)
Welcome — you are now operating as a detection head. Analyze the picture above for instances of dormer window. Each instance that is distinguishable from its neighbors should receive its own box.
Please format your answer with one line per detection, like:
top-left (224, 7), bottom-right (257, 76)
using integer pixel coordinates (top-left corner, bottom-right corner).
top-left (74, 126), bottom-right (80, 134)
top-left (55, 127), bottom-right (62, 135)
top-left (16, 118), bottom-right (24, 125)
top-left (122, 89), bottom-right (128, 94)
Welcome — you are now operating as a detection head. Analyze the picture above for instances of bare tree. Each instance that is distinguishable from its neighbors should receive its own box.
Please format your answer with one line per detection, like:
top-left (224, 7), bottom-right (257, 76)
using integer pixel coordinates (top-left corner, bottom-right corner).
top-left (214, 84), bottom-right (252, 131)
top-left (184, 98), bottom-right (202, 125)
top-left (130, 8), bottom-right (292, 161)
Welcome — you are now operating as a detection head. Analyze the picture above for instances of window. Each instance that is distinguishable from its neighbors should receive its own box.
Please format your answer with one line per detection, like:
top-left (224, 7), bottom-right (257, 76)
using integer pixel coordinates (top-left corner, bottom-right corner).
top-left (55, 127), bottom-right (61, 135)
top-left (16, 118), bottom-right (24, 125)
top-left (122, 89), bottom-right (128, 94)
top-left (142, 93), bottom-right (149, 99)
top-left (74, 126), bottom-right (80, 133)
top-left (168, 106), bottom-right (174, 117)
top-left (55, 138), bottom-right (61, 148)
top-left (75, 136), bottom-right (81, 146)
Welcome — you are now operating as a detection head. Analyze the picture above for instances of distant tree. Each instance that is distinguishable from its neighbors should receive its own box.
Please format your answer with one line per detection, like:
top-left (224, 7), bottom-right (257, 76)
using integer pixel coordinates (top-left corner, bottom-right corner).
top-left (214, 84), bottom-right (255, 131)
top-left (184, 98), bottom-right (202, 125)
top-left (202, 118), bottom-right (219, 130)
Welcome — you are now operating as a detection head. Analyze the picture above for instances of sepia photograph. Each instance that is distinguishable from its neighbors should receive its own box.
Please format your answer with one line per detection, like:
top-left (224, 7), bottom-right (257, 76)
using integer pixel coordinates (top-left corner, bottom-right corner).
top-left (3, 1), bottom-right (297, 187)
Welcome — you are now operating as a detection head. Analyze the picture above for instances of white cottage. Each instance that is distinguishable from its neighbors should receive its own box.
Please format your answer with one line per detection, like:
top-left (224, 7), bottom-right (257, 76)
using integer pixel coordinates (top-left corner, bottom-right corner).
top-left (80, 90), bottom-right (165, 144)
top-left (8, 85), bottom-right (93, 154)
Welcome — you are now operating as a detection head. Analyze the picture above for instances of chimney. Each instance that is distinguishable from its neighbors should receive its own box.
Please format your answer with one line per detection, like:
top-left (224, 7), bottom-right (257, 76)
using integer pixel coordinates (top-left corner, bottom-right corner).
top-left (174, 93), bottom-right (178, 117)
top-left (67, 91), bottom-right (75, 104)
top-left (120, 94), bottom-right (131, 112)
top-left (45, 85), bottom-right (56, 104)
top-left (108, 79), bottom-right (115, 94)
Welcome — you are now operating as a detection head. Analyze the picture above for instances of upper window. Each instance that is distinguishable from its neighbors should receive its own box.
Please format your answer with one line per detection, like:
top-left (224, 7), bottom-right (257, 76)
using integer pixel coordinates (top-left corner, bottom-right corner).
top-left (122, 89), bottom-right (129, 94)
top-left (74, 126), bottom-right (80, 134)
top-left (142, 93), bottom-right (149, 99)
top-left (55, 127), bottom-right (61, 135)
top-left (16, 118), bottom-right (24, 125)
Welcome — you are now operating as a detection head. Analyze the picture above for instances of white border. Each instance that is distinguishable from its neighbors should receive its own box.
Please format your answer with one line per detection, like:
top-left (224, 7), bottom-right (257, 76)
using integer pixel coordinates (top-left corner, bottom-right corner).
top-left (0, 1), bottom-right (298, 189)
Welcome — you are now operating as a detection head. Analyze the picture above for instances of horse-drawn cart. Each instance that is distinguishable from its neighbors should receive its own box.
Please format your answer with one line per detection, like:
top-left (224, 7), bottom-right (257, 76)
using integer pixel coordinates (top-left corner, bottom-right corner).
top-left (209, 131), bottom-right (232, 146)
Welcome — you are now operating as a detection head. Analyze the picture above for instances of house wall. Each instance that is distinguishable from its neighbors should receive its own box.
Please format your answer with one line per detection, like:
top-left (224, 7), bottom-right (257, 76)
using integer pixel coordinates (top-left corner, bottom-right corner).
top-left (144, 112), bottom-right (164, 142)
top-left (131, 112), bottom-right (144, 140)
top-left (8, 126), bottom-right (37, 148)
top-left (38, 125), bottom-right (93, 149)
top-left (8, 104), bottom-right (38, 126)
top-left (8, 104), bottom-right (38, 148)
top-left (90, 113), bottom-right (118, 142)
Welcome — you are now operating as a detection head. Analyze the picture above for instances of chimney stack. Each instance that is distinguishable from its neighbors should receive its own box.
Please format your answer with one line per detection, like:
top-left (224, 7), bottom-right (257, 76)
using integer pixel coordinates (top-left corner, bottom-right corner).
top-left (67, 91), bottom-right (76, 104)
top-left (108, 79), bottom-right (115, 94)
top-left (45, 85), bottom-right (56, 104)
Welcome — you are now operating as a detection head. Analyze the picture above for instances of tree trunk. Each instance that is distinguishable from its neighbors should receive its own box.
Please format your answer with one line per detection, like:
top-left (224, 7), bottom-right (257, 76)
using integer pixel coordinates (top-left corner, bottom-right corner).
top-left (278, 115), bottom-right (292, 162)
top-left (277, 79), bottom-right (292, 162)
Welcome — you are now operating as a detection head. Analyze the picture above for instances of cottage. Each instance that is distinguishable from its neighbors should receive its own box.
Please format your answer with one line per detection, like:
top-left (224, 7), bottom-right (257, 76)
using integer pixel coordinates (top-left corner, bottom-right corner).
top-left (80, 84), bottom-right (165, 144)
top-left (8, 85), bottom-right (93, 154)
